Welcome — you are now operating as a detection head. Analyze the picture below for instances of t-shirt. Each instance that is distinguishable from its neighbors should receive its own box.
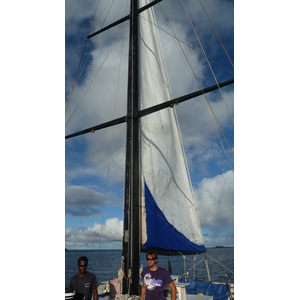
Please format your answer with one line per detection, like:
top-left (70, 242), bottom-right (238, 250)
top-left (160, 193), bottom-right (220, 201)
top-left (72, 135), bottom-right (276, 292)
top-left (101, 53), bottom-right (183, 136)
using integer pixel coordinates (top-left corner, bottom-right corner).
top-left (141, 266), bottom-right (173, 300)
top-left (68, 271), bottom-right (98, 300)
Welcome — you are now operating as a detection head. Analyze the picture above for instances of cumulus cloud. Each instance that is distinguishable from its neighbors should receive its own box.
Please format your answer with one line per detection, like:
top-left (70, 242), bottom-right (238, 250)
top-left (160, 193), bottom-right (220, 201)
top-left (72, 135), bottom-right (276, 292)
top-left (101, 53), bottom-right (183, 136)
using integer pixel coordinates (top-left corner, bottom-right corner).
top-left (65, 218), bottom-right (123, 249)
top-left (194, 170), bottom-right (234, 226)
top-left (65, 185), bottom-right (122, 217)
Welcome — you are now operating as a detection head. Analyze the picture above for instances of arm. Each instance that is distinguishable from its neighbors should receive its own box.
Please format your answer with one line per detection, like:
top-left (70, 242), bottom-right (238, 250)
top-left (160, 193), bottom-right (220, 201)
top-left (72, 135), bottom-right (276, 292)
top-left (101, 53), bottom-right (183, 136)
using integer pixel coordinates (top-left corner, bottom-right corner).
top-left (92, 273), bottom-right (98, 300)
top-left (68, 278), bottom-right (74, 293)
top-left (140, 281), bottom-right (146, 300)
top-left (93, 287), bottom-right (98, 300)
top-left (168, 281), bottom-right (176, 300)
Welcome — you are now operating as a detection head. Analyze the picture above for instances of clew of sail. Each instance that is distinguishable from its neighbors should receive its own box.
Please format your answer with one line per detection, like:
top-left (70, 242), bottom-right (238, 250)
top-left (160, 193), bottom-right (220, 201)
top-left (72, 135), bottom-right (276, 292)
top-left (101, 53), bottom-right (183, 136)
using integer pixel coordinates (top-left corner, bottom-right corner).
top-left (139, 0), bottom-right (206, 254)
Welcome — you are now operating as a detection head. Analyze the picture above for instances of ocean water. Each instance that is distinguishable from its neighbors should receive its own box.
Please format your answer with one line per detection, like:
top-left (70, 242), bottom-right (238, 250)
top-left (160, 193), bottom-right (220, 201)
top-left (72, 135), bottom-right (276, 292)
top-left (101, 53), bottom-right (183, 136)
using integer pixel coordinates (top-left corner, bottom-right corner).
top-left (65, 248), bottom-right (234, 289)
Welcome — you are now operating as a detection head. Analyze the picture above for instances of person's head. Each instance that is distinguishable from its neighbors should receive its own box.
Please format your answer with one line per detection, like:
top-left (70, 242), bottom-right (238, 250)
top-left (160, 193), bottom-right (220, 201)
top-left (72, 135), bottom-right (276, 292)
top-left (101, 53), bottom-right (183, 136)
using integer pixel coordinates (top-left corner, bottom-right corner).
top-left (77, 256), bottom-right (88, 275)
top-left (146, 250), bottom-right (158, 266)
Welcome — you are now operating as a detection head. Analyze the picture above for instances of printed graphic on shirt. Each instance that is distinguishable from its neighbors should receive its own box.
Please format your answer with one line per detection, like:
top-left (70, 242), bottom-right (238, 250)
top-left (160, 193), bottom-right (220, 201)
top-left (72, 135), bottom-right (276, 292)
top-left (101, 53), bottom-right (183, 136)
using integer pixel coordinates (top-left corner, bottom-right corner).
top-left (144, 273), bottom-right (162, 290)
top-left (85, 283), bottom-right (91, 288)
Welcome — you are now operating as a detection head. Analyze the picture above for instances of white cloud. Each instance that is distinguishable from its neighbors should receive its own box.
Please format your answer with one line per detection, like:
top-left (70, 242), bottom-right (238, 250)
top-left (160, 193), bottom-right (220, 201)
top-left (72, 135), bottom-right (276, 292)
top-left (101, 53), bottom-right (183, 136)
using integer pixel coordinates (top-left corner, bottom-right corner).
top-left (66, 185), bottom-right (103, 205)
top-left (195, 170), bottom-right (234, 226)
top-left (65, 218), bottom-right (123, 249)
top-left (65, 185), bottom-right (122, 218)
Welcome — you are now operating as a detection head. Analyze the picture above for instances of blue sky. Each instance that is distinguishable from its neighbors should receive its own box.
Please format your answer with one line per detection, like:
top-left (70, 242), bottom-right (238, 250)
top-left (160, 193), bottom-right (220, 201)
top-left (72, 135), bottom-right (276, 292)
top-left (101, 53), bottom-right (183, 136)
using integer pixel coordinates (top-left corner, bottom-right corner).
top-left (65, 0), bottom-right (234, 250)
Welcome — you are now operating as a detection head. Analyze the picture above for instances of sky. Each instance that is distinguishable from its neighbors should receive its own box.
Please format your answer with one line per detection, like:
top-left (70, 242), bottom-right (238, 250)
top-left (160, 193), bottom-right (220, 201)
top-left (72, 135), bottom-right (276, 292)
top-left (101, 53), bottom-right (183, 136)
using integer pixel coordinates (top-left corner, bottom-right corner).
top-left (65, 0), bottom-right (234, 250)
top-left (2, 0), bottom-right (300, 299)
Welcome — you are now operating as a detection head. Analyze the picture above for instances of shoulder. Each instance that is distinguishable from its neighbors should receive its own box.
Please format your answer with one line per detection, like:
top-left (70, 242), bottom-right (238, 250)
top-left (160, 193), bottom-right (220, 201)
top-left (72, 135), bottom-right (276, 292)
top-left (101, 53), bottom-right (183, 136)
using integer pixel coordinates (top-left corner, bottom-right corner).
top-left (158, 267), bottom-right (172, 280)
top-left (157, 266), bottom-right (168, 273)
top-left (70, 273), bottom-right (79, 280)
top-left (86, 271), bottom-right (97, 278)
top-left (141, 266), bottom-right (149, 276)
top-left (69, 274), bottom-right (79, 286)
top-left (90, 272), bottom-right (98, 282)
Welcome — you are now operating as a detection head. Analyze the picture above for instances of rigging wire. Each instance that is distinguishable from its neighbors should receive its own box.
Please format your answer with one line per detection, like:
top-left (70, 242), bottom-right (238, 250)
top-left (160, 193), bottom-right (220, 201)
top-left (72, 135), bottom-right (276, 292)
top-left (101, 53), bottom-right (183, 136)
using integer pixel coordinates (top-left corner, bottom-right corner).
top-left (149, 0), bottom-right (233, 245)
top-left (162, 1), bottom-right (199, 92)
top-left (138, 15), bottom-right (233, 76)
top-left (99, 5), bottom-right (128, 246)
top-left (177, 253), bottom-right (205, 281)
top-left (66, 0), bottom-right (234, 258)
top-left (181, 0), bottom-right (234, 125)
top-left (65, 0), bottom-right (116, 125)
top-left (180, 0), bottom-right (234, 166)
top-left (139, 3), bottom-right (195, 237)
top-left (65, 24), bottom-right (126, 128)
top-left (95, 0), bottom-right (129, 275)
top-left (180, 0), bottom-right (234, 170)
top-left (206, 253), bottom-right (234, 275)
top-left (138, 3), bottom-right (206, 246)
top-left (94, 0), bottom-right (116, 32)
top-left (65, 0), bottom-right (104, 115)
top-left (65, 0), bottom-right (128, 275)
top-left (178, 252), bottom-right (234, 280)
top-left (198, 0), bottom-right (234, 69)
top-left (156, 0), bottom-right (234, 171)
top-left (161, 1), bottom-right (207, 240)
top-left (65, 39), bottom-right (88, 115)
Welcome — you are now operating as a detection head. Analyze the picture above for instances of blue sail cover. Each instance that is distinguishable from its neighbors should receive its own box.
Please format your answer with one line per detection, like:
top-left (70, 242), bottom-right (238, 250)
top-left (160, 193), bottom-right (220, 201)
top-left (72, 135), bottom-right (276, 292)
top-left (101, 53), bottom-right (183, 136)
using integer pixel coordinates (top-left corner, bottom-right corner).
top-left (142, 182), bottom-right (206, 254)
top-left (184, 279), bottom-right (230, 300)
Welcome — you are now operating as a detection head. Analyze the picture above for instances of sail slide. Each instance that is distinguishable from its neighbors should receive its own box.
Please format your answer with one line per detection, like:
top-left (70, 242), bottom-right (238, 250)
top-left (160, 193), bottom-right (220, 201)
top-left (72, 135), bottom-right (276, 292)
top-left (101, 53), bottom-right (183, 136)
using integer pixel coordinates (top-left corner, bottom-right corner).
top-left (139, 0), bottom-right (206, 254)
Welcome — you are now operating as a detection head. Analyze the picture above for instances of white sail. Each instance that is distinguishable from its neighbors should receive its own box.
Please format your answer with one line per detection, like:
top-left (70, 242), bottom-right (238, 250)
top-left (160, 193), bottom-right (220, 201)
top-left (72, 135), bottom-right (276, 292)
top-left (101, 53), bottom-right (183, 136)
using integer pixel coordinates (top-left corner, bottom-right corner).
top-left (138, 0), bottom-right (205, 253)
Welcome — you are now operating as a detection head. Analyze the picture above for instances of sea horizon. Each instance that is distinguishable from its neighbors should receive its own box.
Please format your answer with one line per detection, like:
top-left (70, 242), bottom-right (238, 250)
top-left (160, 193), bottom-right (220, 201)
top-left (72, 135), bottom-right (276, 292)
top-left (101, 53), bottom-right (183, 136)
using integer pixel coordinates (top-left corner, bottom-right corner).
top-left (65, 246), bottom-right (234, 251)
top-left (65, 247), bottom-right (234, 287)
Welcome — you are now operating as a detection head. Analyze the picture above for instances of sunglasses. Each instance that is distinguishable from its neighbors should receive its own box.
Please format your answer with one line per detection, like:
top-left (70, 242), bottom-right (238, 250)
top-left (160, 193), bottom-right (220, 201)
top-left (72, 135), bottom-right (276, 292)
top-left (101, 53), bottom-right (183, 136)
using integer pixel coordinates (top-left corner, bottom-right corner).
top-left (79, 264), bottom-right (87, 268)
top-left (146, 257), bottom-right (156, 261)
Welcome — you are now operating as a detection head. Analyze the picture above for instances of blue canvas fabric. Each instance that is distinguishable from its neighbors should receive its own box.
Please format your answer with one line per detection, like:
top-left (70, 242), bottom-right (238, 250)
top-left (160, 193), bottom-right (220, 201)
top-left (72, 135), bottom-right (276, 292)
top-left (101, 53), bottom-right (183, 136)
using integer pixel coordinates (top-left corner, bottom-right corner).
top-left (184, 279), bottom-right (230, 300)
top-left (142, 182), bottom-right (206, 253)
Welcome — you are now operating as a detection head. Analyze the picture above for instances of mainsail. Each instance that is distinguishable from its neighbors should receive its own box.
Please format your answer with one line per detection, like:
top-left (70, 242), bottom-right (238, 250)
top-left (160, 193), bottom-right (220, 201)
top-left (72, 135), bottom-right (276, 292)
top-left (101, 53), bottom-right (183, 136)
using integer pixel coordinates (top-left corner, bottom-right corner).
top-left (138, 0), bottom-right (206, 254)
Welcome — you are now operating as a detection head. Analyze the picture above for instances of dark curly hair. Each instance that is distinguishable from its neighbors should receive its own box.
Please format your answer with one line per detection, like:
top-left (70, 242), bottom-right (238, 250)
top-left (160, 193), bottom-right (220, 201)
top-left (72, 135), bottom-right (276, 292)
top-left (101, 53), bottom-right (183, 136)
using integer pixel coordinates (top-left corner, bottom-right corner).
top-left (77, 256), bottom-right (88, 266)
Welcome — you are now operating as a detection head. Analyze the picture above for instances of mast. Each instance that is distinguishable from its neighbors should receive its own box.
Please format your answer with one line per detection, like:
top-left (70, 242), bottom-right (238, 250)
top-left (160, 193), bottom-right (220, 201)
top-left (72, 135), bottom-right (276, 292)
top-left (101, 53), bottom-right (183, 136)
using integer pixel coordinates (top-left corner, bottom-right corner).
top-left (122, 0), bottom-right (140, 295)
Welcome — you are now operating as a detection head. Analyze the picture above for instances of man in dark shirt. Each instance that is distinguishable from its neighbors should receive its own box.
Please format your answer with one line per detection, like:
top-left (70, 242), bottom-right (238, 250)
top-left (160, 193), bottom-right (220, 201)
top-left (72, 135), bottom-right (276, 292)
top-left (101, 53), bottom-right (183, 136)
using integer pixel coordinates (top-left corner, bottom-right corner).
top-left (68, 256), bottom-right (98, 300)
